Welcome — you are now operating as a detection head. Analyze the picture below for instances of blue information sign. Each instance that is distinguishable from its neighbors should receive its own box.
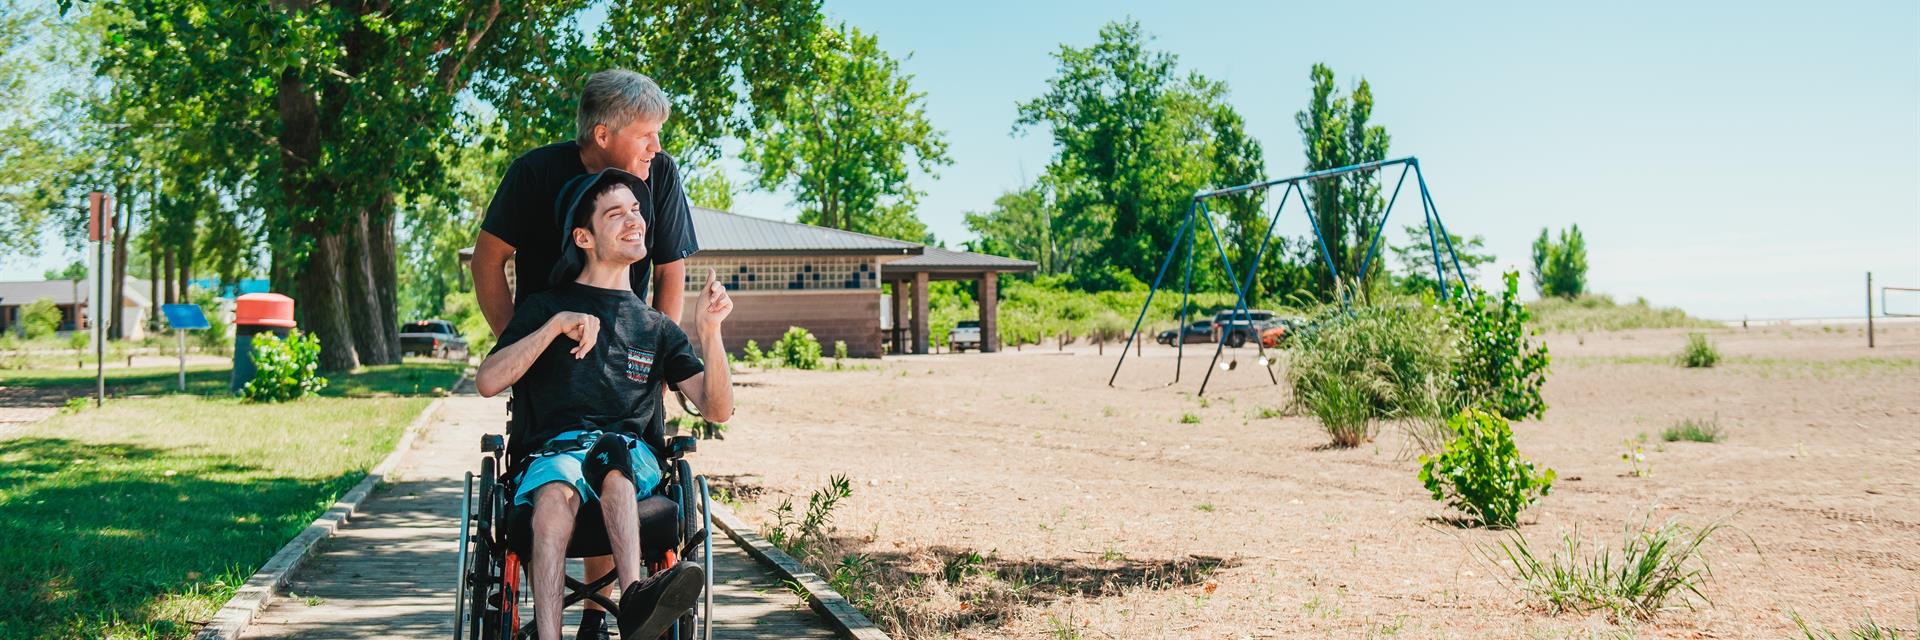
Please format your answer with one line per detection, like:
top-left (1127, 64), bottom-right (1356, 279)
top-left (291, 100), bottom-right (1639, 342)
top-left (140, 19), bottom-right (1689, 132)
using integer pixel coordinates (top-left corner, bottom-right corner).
top-left (161, 303), bottom-right (210, 330)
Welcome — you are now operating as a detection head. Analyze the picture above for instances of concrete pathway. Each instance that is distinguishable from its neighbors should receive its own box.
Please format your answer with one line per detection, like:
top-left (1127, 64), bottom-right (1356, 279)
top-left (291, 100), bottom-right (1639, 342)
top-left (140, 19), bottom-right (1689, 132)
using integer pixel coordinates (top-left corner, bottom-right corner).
top-left (248, 395), bottom-right (838, 639)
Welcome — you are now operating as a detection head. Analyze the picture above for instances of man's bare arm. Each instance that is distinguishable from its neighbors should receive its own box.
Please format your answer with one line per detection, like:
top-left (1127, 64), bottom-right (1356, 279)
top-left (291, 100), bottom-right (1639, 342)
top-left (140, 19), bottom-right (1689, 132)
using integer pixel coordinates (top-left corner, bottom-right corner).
top-left (675, 270), bottom-right (733, 422)
top-left (476, 311), bottom-right (599, 397)
top-left (473, 230), bottom-right (517, 337)
top-left (651, 259), bottom-right (687, 324)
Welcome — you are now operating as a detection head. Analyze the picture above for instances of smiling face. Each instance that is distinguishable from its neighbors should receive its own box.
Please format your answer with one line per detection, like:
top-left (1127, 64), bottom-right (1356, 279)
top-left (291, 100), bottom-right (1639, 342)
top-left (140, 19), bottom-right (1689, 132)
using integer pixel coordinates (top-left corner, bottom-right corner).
top-left (571, 183), bottom-right (649, 267)
top-left (592, 116), bottom-right (666, 180)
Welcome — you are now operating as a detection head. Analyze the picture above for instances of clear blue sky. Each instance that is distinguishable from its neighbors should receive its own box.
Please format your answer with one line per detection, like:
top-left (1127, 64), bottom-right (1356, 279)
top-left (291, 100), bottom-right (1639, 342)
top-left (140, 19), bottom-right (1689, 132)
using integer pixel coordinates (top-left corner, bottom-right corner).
top-left (14, 1), bottom-right (1915, 321)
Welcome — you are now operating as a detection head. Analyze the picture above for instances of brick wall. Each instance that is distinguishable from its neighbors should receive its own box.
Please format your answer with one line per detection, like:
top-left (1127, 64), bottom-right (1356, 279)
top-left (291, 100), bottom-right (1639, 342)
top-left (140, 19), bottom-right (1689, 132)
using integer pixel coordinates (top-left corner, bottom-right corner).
top-left (680, 289), bottom-right (883, 358)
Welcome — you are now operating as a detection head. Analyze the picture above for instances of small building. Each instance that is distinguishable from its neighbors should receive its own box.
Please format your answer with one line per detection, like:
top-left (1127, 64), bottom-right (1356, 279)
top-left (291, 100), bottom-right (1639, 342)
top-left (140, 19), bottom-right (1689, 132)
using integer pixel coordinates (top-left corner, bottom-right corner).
top-left (461, 206), bottom-right (1037, 357)
top-left (0, 278), bottom-right (153, 340)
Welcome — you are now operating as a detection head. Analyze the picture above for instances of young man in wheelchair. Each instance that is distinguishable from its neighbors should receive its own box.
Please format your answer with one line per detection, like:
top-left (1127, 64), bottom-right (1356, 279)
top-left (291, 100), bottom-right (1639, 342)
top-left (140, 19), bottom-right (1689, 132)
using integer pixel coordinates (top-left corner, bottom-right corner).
top-left (477, 167), bottom-right (734, 640)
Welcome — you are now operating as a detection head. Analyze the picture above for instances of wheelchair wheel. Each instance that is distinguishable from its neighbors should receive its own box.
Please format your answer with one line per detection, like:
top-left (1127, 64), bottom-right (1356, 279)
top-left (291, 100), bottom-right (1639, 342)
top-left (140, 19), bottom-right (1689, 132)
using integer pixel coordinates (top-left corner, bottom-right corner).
top-left (672, 459), bottom-right (708, 640)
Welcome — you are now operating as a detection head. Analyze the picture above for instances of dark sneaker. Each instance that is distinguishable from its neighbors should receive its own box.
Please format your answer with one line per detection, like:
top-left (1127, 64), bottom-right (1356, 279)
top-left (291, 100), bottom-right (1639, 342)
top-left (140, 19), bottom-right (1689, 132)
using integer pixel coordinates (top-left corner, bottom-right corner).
top-left (574, 611), bottom-right (611, 640)
top-left (617, 563), bottom-right (704, 640)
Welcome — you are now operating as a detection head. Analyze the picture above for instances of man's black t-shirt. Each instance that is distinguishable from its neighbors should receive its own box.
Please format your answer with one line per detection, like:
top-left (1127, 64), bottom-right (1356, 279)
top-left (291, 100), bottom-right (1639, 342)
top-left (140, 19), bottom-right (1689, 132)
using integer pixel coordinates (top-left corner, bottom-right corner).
top-left (480, 142), bottom-right (699, 301)
top-left (491, 282), bottom-right (705, 448)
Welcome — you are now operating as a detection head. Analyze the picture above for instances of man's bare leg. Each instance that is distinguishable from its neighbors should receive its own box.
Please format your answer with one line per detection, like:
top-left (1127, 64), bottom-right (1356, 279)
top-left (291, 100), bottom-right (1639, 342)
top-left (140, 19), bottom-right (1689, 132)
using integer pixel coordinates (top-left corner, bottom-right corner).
top-left (530, 483), bottom-right (581, 640)
top-left (596, 473), bottom-right (644, 589)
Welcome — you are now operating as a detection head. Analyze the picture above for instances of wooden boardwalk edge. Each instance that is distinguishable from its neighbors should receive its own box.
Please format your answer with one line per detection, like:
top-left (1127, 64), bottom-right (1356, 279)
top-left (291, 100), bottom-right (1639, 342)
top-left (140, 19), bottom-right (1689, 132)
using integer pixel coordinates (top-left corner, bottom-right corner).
top-left (707, 503), bottom-right (894, 640)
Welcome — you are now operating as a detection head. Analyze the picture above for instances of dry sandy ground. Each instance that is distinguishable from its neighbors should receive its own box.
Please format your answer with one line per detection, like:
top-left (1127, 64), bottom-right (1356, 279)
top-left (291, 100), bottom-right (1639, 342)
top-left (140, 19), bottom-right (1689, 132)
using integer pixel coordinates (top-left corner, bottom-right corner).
top-left (696, 323), bottom-right (1920, 639)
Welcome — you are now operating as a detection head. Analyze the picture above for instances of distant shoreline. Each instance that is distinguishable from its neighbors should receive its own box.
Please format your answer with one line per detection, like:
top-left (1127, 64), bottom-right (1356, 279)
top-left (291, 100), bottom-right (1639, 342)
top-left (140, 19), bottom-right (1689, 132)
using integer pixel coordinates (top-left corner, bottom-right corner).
top-left (1715, 316), bottom-right (1920, 327)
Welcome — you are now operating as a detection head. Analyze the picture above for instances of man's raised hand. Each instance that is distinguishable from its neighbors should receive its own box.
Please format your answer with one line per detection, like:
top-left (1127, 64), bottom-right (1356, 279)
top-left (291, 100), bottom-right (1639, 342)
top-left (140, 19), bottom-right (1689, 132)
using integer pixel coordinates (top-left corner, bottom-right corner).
top-left (548, 311), bottom-right (599, 358)
top-left (702, 268), bottom-right (733, 328)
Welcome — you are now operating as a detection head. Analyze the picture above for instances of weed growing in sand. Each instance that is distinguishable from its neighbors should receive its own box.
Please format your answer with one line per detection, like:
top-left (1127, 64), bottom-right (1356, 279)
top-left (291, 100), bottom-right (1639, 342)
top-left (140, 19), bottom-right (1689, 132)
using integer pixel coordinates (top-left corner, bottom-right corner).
top-left (1492, 518), bottom-right (1729, 621)
top-left (1662, 416), bottom-right (1724, 443)
top-left (1255, 405), bottom-right (1285, 419)
top-left (1621, 434), bottom-right (1653, 477)
top-left (1178, 412), bottom-right (1202, 424)
top-left (941, 550), bottom-right (986, 584)
top-left (1419, 409), bottom-right (1554, 528)
top-left (1790, 608), bottom-right (1920, 639)
top-left (781, 579), bottom-right (810, 608)
top-left (1678, 333), bottom-right (1720, 368)
top-left (1194, 502), bottom-right (1215, 512)
top-left (1045, 613), bottom-right (1085, 640)
top-left (764, 474), bottom-right (852, 560)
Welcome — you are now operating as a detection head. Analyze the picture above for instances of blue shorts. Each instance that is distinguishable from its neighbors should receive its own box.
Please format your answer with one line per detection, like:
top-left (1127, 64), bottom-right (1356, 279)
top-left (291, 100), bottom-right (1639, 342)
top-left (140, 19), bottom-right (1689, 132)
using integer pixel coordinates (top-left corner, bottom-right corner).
top-left (513, 430), bottom-right (663, 507)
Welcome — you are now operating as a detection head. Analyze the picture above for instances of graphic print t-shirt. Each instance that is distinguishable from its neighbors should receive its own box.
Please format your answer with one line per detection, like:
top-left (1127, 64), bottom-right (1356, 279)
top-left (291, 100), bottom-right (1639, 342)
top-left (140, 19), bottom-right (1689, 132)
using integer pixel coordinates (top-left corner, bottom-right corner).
top-left (490, 281), bottom-right (705, 448)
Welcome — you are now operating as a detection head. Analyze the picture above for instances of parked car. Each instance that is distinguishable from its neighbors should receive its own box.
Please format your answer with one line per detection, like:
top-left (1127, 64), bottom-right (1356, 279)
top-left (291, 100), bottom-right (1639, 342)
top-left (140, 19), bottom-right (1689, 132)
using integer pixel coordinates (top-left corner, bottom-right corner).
top-left (1211, 309), bottom-right (1277, 347)
top-left (1260, 316), bottom-right (1307, 348)
top-left (1156, 319), bottom-right (1215, 345)
top-left (400, 319), bottom-right (469, 361)
top-left (948, 320), bottom-right (982, 352)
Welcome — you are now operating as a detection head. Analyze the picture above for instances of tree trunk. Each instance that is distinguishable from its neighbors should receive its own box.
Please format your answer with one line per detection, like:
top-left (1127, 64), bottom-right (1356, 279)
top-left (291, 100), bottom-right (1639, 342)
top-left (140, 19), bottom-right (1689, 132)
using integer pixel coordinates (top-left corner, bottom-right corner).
top-left (162, 249), bottom-right (176, 305)
top-left (178, 244), bottom-right (191, 301)
top-left (370, 201), bottom-right (400, 361)
top-left (345, 209), bottom-right (396, 365)
top-left (111, 182), bottom-right (131, 340)
top-left (299, 232), bottom-right (360, 372)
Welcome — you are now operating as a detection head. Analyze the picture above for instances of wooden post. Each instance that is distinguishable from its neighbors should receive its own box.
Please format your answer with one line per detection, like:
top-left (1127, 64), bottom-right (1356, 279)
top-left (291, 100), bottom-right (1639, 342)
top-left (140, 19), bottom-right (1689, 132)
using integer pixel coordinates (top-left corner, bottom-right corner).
top-left (980, 272), bottom-right (998, 353)
top-left (1867, 272), bottom-right (1874, 349)
top-left (913, 272), bottom-right (930, 355)
top-left (889, 281), bottom-right (905, 354)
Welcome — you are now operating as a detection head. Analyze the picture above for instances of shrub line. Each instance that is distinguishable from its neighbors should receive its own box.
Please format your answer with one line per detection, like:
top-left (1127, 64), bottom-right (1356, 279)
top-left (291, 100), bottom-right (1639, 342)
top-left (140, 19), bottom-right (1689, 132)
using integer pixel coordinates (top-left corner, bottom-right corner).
top-left (708, 501), bottom-right (893, 640)
top-left (197, 397), bottom-right (446, 640)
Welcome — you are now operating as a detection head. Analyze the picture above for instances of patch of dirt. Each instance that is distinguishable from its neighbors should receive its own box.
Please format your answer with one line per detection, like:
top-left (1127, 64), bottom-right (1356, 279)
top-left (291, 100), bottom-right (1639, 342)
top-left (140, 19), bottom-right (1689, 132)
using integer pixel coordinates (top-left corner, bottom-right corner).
top-left (692, 323), bottom-right (1920, 638)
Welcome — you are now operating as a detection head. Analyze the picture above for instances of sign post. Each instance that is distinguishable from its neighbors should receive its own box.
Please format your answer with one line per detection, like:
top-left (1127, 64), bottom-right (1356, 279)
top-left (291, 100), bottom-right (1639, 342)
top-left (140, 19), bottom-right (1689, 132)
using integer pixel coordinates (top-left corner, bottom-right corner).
top-left (89, 192), bottom-right (111, 407)
top-left (161, 304), bottom-right (211, 392)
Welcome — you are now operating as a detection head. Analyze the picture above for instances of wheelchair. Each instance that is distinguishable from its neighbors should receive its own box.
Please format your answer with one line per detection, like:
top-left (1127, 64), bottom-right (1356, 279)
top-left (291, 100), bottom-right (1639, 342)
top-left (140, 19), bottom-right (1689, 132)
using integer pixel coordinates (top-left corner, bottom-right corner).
top-left (454, 394), bottom-right (715, 640)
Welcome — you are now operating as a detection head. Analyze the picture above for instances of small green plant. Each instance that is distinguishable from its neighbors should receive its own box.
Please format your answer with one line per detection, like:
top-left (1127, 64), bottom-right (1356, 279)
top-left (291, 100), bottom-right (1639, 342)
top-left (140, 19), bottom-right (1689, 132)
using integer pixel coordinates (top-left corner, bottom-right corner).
top-left (781, 579), bottom-right (810, 608)
top-left (60, 397), bottom-right (89, 414)
top-left (741, 339), bottom-right (767, 367)
top-left (941, 550), bottom-right (985, 584)
top-left (1662, 416), bottom-right (1724, 443)
top-left (1790, 608), bottom-right (1920, 640)
top-left (1448, 272), bottom-right (1551, 421)
top-left (1193, 503), bottom-right (1215, 512)
top-left (832, 339), bottom-right (848, 369)
top-left (1418, 409), bottom-right (1555, 528)
top-left (669, 413), bottom-right (727, 440)
top-left (1492, 519), bottom-right (1729, 621)
top-left (772, 326), bottom-right (822, 370)
top-left (763, 474), bottom-right (852, 559)
top-left (1177, 412), bottom-right (1201, 425)
top-left (19, 297), bottom-right (61, 340)
top-left (828, 552), bottom-right (877, 599)
top-left (241, 331), bottom-right (328, 402)
top-left (1679, 333), bottom-right (1720, 368)
top-left (1621, 434), bottom-right (1652, 477)
top-left (1255, 406), bottom-right (1285, 419)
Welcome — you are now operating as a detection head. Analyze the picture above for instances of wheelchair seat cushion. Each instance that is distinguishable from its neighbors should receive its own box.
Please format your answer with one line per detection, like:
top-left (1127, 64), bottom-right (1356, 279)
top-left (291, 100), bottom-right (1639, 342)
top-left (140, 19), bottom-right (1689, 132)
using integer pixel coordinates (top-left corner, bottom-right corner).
top-left (505, 493), bottom-right (681, 560)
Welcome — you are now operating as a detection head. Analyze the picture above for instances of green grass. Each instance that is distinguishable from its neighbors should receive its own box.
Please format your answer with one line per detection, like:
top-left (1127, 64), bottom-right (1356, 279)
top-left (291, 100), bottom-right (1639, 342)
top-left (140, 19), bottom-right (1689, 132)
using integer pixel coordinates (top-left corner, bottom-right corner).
top-left (1791, 609), bottom-right (1920, 639)
top-left (1678, 333), bottom-right (1721, 368)
top-left (1528, 294), bottom-right (1717, 333)
top-left (1662, 417), bottom-right (1725, 443)
top-left (1177, 412), bottom-right (1202, 424)
top-left (0, 359), bottom-right (463, 399)
top-left (1491, 519), bottom-right (1728, 621)
top-left (0, 394), bottom-right (431, 639)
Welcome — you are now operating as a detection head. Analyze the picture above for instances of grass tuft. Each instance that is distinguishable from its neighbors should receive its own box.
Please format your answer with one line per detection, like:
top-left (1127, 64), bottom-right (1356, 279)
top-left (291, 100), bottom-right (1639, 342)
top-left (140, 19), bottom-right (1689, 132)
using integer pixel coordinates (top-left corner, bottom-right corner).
top-left (1662, 416), bottom-right (1725, 443)
top-left (1491, 518), bottom-right (1730, 621)
top-left (1678, 333), bottom-right (1721, 368)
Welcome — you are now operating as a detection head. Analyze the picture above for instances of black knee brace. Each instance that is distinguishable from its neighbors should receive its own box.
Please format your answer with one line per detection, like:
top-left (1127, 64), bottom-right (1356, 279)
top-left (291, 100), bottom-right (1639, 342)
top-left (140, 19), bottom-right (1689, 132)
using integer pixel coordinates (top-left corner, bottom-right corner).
top-left (581, 432), bottom-right (636, 491)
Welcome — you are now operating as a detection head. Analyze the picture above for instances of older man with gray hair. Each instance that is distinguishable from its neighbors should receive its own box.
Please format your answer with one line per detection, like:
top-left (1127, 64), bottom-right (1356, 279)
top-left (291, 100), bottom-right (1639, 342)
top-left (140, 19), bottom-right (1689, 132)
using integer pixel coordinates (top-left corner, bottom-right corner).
top-left (470, 69), bottom-right (701, 640)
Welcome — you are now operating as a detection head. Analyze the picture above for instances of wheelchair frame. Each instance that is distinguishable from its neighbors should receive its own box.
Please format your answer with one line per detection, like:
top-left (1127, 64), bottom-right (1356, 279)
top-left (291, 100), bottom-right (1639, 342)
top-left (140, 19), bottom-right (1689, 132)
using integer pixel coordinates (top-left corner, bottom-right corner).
top-left (453, 398), bottom-right (716, 640)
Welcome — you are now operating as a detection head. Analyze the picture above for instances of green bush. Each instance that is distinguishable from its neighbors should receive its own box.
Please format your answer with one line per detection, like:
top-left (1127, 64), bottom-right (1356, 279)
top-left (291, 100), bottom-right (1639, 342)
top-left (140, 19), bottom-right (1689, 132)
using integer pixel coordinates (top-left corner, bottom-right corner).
top-left (1418, 409), bottom-right (1555, 528)
top-left (741, 339), bottom-right (767, 367)
top-left (441, 290), bottom-right (494, 356)
top-left (241, 331), bottom-right (329, 402)
top-left (189, 287), bottom-right (231, 352)
top-left (1662, 416), bottom-right (1724, 443)
top-left (1286, 300), bottom-right (1457, 444)
top-left (1678, 332), bottom-right (1719, 368)
top-left (1494, 519), bottom-right (1726, 620)
top-left (19, 297), bottom-right (60, 339)
top-left (1448, 271), bottom-right (1551, 421)
top-left (772, 326), bottom-right (822, 370)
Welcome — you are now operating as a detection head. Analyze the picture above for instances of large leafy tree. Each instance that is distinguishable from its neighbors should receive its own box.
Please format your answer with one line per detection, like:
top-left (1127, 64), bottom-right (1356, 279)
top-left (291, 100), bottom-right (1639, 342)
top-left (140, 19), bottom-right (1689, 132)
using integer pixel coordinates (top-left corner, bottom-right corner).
top-left (1295, 63), bottom-right (1392, 296)
top-left (1015, 20), bottom-right (1267, 293)
top-left (963, 180), bottom-right (1107, 277)
top-left (1392, 224), bottom-right (1496, 296)
top-left (92, 0), bottom-right (824, 371)
top-left (742, 23), bottom-right (950, 242)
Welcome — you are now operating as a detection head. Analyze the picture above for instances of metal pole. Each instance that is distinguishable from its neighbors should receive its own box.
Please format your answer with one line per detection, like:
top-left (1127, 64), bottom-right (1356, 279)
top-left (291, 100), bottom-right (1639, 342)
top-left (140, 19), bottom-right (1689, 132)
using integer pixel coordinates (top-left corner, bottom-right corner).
top-left (1108, 202), bottom-right (1196, 387)
top-left (1867, 272), bottom-right (1874, 348)
top-left (95, 233), bottom-right (105, 407)
top-left (178, 329), bottom-right (187, 391)
top-left (1195, 199), bottom-right (1259, 397)
top-left (1355, 164), bottom-right (1413, 288)
top-left (1176, 202), bottom-right (1196, 383)
top-left (1294, 189), bottom-right (1342, 305)
top-left (1414, 162), bottom-right (1474, 302)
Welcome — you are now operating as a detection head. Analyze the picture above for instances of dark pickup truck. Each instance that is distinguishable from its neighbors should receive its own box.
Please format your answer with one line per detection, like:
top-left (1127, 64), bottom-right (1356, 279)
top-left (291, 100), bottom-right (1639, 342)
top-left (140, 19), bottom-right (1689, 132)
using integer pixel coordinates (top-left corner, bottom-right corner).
top-left (400, 319), bottom-right (470, 361)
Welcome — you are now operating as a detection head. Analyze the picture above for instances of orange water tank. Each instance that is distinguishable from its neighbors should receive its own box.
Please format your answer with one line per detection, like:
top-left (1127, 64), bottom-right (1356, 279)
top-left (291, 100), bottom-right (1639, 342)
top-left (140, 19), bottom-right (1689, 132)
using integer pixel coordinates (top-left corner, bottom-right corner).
top-left (235, 292), bottom-right (296, 328)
